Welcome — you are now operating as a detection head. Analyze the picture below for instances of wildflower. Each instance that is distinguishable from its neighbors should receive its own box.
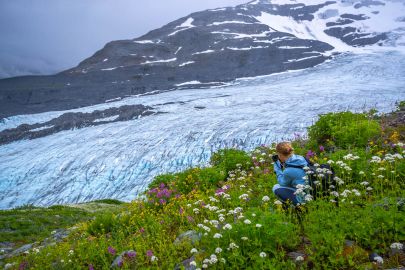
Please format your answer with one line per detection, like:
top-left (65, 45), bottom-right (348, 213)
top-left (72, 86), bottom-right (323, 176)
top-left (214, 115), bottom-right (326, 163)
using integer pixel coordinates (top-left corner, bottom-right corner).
top-left (241, 236), bottom-right (249, 241)
top-left (327, 160), bottom-right (334, 164)
top-left (220, 258), bottom-right (226, 263)
top-left (256, 224), bottom-right (262, 228)
top-left (190, 248), bottom-right (198, 254)
top-left (377, 175), bottom-right (384, 179)
top-left (390, 242), bottom-right (403, 250)
top-left (219, 216), bottom-right (225, 222)
top-left (213, 233), bottom-right (222, 239)
top-left (373, 256), bottom-right (384, 264)
top-left (371, 156), bottom-right (382, 163)
top-left (228, 242), bottom-right (239, 250)
top-left (331, 191), bottom-right (339, 197)
top-left (210, 254), bottom-right (218, 264)
top-left (260, 252), bottom-right (267, 258)
top-left (244, 219), bottom-right (251, 224)
top-left (274, 200), bottom-right (283, 205)
top-left (223, 224), bottom-right (232, 230)
top-left (202, 264), bottom-right (208, 268)
top-left (88, 264), bottom-right (94, 270)
top-left (126, 251), bottom-right (137, 258)
top-left (360, 181), bottom-right (369, 186)
top-left (139, 227), bottom-right (145, 233)
top-left (68, 249), bottom-right (74, 256)
top-left (108, 246), bottom-right (116, 255)
top-left (366, 187), bottom-right (373, 191)
top-left (306, 150), bottom-right (315, 159)
top-left (239, 194), bottom-right (249, 200)
top-left (295, 256), bottom-right (304, 262)
top-left (151, 256), bottom-right (158, 262)
top-left (252, 213), bottom-right (256, 217)
top-left (193, 208), bottom-right (200, 214)
top-left (215, 247), bottom-right (222, 254)
top-left (262, 195), bottom-right (270, 202)
top-left (190, 261), bottom-right (197, 266)
top-left (352, 189), bottom-right (361, 196)
top-left (146, 250), bottom-right (153, 257)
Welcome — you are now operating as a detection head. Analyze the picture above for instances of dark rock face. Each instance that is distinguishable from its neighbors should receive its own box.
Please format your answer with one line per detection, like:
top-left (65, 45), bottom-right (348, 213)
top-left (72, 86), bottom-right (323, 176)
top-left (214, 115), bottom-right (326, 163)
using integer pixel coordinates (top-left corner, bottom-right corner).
top-left (0, 104), bottom-right (155, 145)
top-left (324, 27), bottom-right (387, 46)
top-left (0, 0), bottom-right (397, 119)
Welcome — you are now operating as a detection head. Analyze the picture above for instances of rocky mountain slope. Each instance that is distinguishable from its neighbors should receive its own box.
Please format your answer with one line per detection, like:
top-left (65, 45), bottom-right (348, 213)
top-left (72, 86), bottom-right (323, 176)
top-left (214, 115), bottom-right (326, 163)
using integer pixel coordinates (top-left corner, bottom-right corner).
top-left (0, 0), bottom-right (404, 119)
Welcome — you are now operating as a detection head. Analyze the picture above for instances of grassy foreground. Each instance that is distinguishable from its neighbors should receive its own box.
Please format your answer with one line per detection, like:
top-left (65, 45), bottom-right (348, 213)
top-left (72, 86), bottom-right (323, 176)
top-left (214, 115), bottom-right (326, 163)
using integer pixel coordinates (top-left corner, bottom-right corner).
top-left (1, 102), bottom-right (404, 270)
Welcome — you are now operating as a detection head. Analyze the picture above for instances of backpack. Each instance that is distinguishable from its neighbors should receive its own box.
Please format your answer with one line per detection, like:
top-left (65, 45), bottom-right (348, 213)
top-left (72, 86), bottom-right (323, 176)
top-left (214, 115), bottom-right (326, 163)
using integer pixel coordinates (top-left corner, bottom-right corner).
top-left (285, 157), bottom-right (336, 200)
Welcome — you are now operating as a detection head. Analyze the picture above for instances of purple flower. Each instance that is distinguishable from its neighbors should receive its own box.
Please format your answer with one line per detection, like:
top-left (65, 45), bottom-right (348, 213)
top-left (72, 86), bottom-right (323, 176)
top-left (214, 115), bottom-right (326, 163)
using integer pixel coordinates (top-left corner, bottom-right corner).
top-left (159, 183), bottom-right (165, 189)
top-left (19, 261), bottom-right (28, 270)
top-left (126, 251), bottom-right (137, 258)
top-left (88, 264), bottom-right (94, 270)
top-left (179, 207), bottom-right (184, 215)
top-left (263, 168), bottom-right (270, 174)
top-left (187, 216), bottom-right (194, 223)
top-left (117, 260), bottom-right (123, 267)
top-left (108, 246), bottom-right (116, 255)
top-left (146, 250), bottom-right (153, 257)
top-left (139, 227), bottom-right (145, 233)
top-left (159, 199), bottom-right (166, 204)
top-left (319, 145), bottom-right (325, 152)
top-left (306, 150), bottom-right (315, 159)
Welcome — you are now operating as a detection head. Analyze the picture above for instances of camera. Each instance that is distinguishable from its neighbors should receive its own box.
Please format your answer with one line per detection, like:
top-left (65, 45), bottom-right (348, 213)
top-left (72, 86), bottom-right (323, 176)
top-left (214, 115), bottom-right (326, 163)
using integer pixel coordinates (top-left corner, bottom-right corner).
top-left (272, 154), bottom-right (279, 162)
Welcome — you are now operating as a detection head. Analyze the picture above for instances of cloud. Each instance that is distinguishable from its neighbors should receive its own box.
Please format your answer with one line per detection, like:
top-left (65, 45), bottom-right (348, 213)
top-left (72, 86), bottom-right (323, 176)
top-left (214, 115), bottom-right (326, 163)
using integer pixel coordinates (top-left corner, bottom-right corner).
top-left (0, 0), bottom-right (248, 79)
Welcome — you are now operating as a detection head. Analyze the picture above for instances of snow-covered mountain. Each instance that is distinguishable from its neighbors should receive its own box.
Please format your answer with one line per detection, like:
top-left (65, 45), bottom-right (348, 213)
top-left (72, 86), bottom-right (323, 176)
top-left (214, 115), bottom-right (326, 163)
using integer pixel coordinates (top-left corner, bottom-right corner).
top-left (0, 0), bottom-right (404, 118)
top-left (0, 0), bottom-right (405, 209)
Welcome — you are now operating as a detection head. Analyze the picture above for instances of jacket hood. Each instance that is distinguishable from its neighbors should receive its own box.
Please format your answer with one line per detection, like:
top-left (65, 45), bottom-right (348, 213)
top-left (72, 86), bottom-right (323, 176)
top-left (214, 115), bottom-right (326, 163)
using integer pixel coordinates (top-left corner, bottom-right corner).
top-left (285, 154), bottom-right (308, 167)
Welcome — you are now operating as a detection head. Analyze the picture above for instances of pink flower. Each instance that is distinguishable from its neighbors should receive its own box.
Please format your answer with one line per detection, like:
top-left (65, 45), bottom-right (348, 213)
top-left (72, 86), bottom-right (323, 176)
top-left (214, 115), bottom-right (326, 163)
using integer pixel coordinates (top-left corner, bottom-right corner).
top-left (108, 246), bottom-right (116, 255)
top-left (88, 264), bottom-right (94, 270)
top-left (146, 250), bottom-right (153, 257)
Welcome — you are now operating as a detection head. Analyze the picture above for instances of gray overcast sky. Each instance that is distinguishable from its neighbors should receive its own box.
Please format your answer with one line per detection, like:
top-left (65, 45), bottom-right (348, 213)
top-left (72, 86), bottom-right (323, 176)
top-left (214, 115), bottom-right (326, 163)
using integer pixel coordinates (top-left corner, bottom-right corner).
top-left (0, 0), bottom-right (248, 79)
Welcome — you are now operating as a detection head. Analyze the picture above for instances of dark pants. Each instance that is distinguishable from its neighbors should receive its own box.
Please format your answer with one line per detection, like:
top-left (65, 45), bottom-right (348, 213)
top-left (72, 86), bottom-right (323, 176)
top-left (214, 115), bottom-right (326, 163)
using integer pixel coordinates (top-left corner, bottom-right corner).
top-left (272, 184), bottom-right (299, 205)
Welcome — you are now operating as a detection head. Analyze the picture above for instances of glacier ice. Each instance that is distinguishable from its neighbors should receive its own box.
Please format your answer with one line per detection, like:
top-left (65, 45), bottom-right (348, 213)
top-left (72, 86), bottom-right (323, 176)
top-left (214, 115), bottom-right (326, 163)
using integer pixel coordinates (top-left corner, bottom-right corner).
top-left (0, 51), bottom-right (404, 209)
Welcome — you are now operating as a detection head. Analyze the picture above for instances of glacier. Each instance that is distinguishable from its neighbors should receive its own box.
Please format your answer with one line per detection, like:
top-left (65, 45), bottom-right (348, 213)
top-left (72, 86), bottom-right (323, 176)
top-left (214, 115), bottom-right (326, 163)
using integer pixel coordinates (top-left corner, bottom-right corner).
top-left (0, 51), bottom-right (405, 209)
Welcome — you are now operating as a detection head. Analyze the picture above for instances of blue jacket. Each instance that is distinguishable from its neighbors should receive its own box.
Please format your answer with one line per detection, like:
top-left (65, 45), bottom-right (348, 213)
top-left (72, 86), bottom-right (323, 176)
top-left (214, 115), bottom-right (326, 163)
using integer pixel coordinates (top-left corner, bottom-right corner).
top-left (273, 154), bottom-right (308, 188)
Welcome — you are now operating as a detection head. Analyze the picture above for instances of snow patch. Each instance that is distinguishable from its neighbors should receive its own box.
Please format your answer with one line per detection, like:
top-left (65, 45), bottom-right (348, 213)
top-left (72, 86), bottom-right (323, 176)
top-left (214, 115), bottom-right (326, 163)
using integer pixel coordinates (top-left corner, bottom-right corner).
top-left (207, 21), bottom-right (257, 26)
top-left (30, 125), bottom-right (54, 132)
top-left (93, 115), bottom-right (120, 123)
top-left (141, 58), bottom-right (177, 64)
top-left (179, 61), bottom-right (195, 67)
top-left (175, 81), bottom-right (202, 86)
top-left (134, 40), bottom-right (155, 44)
top-left (192, 50), bottom-right (215, 55)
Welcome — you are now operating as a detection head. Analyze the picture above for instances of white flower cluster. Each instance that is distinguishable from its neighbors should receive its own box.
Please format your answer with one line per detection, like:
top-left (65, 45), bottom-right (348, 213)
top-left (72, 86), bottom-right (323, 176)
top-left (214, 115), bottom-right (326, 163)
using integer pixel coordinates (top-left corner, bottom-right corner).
top-left (227, 242), bottom-right (239, 250)
top-left (384, 153), bottom-right (403, 162)
top-left (335, 160), bottom-right (352, 171)
top-left (202, 254), bottom-right (219, 266)
top-left (223, 223), bottom-right (232, 230)
top-left (373, 256), bottom-right (384, 264)
top-left (334, 176), bottom-right (344, 185)
top-left (370, 156), bottom-right (382, 163)
top-left (262, 195), bottom-right (270, 202)
top-left (239, 194), bottom-right (249, 200)
top-left (343, 154), bottom-right (360, 160)
top-left (390, 242), bottom-right (403, 250)
top-left (260, 252), bottom-right (267, 258)
top-left (213, 233), bottom-right (222, 239)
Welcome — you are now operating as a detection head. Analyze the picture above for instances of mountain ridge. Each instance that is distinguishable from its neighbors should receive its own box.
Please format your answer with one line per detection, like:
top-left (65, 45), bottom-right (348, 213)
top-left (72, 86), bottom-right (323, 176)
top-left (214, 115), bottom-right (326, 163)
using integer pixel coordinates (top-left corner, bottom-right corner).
top-left (0, 0), bottom-right (404, 119)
